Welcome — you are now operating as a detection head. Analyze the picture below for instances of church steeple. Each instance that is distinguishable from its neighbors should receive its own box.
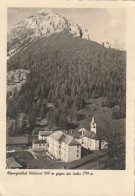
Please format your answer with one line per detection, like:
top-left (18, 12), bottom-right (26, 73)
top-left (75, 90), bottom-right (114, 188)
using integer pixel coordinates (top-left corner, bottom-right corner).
top-left (91, 116), bottom-right (96, 134)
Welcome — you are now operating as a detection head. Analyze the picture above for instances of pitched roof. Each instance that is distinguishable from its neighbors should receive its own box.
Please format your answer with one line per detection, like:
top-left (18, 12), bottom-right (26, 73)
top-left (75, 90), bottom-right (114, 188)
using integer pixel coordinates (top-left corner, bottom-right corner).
top-left (6, 157), bottom-right (22, 168)
top-left (68, 131), bottom-right (81, 139)
top-left (34, 140), bottom-right (47, 144)
top-left (32, 127), bottom-right (44, 134)
top-left (91, 116), bottom-right (96, 124)
top-left (6, 137), bottom-right (28, 145)
top-left (78, 128), bottom-right (87, 133)
top-left (49, 131), bottom-right (64, 141)
top-left (49, 131), bottom-right (80, 146)
top-left (39, 131), bottom-right (52, 136)
top-left (80, 130), bottom-right (98, 140)
top-left (62, 135), bottom-right (80, 146)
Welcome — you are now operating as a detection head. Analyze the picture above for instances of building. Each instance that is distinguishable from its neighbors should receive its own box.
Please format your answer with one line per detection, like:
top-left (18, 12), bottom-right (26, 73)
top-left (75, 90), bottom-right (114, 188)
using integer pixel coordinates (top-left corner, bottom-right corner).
top-left (38, 130), bottom-right (52, 140)
top-left (91, 116), bottom-right (96, 133)
top-left (68, 130), bottom-right (81, 140)
top-left (6, 136), bottom-right (28, 145)
top-left (78, 116), bottom-right (108, 151)
top-left (32, 127), bottom-right (44, 136)
top-left (48, 131), bottom-right (63, 159)
top-left (6, 157), bottom-right (23, 169)
top-left (6, 136), bottom-right (28, 150)
top-left (48, 131), bottom-right (81, 162)
top-left (32, 140), bottom-right (48, 151)
top-left (100, 140), bottom-right (108, 149)
top-left (61, 134), bottom-right (81, 162)
top-left (78, 129), bottom-right (100, 150)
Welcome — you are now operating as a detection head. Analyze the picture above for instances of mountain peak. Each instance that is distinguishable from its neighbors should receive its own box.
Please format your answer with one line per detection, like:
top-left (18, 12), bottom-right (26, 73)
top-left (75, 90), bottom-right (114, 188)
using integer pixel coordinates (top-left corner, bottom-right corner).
top-left (7, 9), bottom-right (90, 58)
top-left (38, 8), bottom-right (55, 15)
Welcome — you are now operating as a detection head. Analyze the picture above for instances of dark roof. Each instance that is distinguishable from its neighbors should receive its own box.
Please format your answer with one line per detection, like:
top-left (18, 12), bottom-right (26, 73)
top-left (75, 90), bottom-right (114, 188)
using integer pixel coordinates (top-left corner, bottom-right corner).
top-left (32, 127), bottom-right (44, 133)
top-left (39, 131), bottom-right (52, 136)
top-left (68, 131), bottom-right (81, 139)
top-left (6, 157), bottom-right (22, 168)
top-left (34, 140), bottom-right (47, 144)
top-left (6, 137), bottom-right (28, 145)
top-left (80, 130), bottom-right (98, 140)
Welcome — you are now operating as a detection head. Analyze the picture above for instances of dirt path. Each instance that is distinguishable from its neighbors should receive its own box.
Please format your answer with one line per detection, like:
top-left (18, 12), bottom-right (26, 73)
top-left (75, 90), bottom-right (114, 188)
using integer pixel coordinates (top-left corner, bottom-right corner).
top-left (26, 149), bottom-right (38, 159)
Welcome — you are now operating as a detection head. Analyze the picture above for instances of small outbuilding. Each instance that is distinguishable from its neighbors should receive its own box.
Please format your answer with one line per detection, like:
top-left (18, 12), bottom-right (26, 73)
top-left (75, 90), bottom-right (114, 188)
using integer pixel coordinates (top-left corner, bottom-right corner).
top-left (38, 131), bottom-right (52, 140)
top-left (6, 157), bottom-right (23, 169)
top-left (32, 140), bottom-right (48, 151)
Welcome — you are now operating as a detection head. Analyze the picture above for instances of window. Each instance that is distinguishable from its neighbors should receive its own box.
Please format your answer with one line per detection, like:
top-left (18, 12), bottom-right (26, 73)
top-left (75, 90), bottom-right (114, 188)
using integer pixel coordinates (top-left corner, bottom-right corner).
top-left (77, 150), bottom-right (79, 153)
top-left (77, 155), bottom-right (79, 157)
top-left (39, 144), bottom-right (41, 146)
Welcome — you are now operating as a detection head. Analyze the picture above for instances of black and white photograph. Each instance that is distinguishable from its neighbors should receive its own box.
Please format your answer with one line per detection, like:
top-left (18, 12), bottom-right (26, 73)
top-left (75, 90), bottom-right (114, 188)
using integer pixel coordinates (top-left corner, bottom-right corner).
top-left (6, 8), bottom-right (126, 170)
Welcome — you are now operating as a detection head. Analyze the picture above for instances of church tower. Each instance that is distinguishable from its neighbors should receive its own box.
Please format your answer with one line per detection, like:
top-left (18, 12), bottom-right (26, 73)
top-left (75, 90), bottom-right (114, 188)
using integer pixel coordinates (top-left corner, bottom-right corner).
top-left (91, 116), bottom-right (96, 134)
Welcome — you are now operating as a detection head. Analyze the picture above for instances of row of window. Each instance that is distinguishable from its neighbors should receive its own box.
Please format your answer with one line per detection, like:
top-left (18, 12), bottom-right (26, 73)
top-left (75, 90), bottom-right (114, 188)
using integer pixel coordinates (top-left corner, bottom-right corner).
top-left (81, 139), bottom-right (91, 146)
top-left (34, 143), bottom-right (46, 146)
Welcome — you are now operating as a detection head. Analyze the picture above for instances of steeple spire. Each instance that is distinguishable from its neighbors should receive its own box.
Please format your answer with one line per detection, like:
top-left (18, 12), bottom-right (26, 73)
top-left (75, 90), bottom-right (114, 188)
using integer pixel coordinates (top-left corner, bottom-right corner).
top-left (91, 116), bottom-right (95, 124)
top-left (90, 116), bottom-right (96, 134)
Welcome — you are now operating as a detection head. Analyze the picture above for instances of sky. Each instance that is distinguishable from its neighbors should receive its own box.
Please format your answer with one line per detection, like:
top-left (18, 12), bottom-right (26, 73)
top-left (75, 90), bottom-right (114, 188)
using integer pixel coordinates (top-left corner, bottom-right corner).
top-left (8, 8), bottom-right (126, 46)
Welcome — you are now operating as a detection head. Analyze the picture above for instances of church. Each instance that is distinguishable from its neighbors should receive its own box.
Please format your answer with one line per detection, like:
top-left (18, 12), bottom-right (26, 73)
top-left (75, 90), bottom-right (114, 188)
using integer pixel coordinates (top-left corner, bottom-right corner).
top-left (78, 116), bottom-right (108, 151)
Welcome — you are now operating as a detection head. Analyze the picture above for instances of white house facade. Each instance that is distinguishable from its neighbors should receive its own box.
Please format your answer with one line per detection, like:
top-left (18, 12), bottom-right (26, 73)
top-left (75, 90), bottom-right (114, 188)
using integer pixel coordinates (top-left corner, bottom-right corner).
top-left (61, 134), bottom-right (81, 162)
top-left (48, 131), bottom-right (81, 162)
top-left (38, 131), bottom-right (52, 140)
top-left (100, 140), bottom-right (108, 149)
top-left (78, 116), bottom-right (108, 151)
top-left (32, 140), bottom-right (48, 151)
top-left (78, 133), bottom-right (99, 151)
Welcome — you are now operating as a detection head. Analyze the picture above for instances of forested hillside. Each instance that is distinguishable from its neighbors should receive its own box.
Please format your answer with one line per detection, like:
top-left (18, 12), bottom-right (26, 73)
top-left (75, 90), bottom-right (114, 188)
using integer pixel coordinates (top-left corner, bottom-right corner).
top-left (7, 30), bottom-right (126, 136)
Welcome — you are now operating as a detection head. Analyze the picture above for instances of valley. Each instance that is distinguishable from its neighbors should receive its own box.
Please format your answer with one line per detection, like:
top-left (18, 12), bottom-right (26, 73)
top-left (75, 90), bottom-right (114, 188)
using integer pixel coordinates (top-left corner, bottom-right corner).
top-left (6, 8), bottom-right (126, 170)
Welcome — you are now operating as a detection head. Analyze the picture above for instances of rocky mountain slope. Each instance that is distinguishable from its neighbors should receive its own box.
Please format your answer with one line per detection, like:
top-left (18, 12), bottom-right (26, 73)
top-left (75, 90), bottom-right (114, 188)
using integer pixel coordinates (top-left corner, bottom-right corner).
top-left (7, 8), bottom-right (126, 170)
top-left (7, 9), bottom-right (90, 58)
top-left (7, 69), bottom-right (30, 98)
top-left (7, 8), bottom-right (126, 131)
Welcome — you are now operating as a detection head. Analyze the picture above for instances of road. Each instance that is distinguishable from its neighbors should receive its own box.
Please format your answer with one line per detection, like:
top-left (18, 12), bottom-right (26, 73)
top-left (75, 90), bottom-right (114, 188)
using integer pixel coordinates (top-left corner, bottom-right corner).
top-left (26, 149), bottom-right (38, 159)
top-left (67, 151), bottom-right (107, 169)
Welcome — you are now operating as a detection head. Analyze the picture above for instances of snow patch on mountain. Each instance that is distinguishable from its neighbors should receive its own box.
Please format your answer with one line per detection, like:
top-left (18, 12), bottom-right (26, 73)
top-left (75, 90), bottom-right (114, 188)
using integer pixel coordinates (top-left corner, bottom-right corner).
top-left (7, 9), bottom-right (90, 58)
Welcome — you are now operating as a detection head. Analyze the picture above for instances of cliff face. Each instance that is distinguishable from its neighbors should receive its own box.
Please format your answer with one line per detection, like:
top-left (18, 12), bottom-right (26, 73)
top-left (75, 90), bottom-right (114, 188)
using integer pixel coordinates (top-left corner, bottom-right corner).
top-left (7, 9), bottom-right (90, 58)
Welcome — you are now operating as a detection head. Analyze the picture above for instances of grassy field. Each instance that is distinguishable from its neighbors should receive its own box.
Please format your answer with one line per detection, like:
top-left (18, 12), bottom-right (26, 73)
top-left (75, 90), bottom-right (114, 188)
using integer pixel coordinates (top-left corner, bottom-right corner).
top-left (7, 151), bottom-right (64, 169)
top-left (76, 98), bottom-right (125, 142)
top-left (7, 150), bottom-right (108, 170)
top-left (74, 98), bottom-right (125, 169)
top-left (66, 150), bottom-right (107, 169)
top-left (6, 98), bottom-right (125, 170)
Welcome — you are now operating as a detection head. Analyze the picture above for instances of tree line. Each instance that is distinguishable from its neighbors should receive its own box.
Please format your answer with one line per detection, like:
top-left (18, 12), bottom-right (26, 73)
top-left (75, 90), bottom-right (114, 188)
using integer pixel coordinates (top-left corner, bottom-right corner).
top-left (7, 35), bottom-right (126, 135)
